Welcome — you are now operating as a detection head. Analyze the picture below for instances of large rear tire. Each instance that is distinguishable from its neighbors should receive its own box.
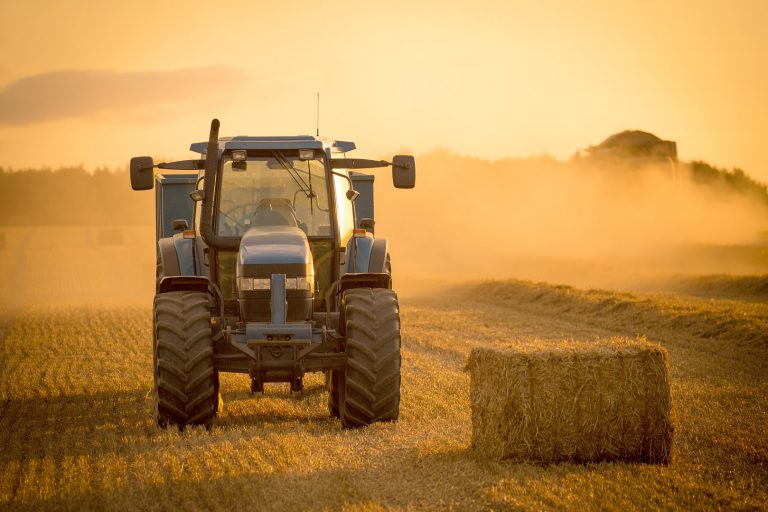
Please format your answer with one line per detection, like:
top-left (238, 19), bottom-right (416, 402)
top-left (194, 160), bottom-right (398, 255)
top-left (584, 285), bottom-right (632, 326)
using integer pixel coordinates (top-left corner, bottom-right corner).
top-left (153, 291), bottom-right (218, 429)
top-left (340, 288), bottom-right (401, 428)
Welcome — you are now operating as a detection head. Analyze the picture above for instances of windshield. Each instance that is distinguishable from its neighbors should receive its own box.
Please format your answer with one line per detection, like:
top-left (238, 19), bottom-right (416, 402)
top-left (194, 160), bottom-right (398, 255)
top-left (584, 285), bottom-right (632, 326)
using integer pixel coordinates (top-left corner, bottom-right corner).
top-left (217, 154), bottom-right (332, 237)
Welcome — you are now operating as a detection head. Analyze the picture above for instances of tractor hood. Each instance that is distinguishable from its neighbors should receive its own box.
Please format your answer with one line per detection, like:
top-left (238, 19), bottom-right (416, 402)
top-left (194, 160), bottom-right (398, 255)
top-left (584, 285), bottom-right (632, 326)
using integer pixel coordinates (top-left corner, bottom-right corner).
top-left (237, 225), bottom-right (315, 323)
top-left (237, 225), bottom-right (314, 278)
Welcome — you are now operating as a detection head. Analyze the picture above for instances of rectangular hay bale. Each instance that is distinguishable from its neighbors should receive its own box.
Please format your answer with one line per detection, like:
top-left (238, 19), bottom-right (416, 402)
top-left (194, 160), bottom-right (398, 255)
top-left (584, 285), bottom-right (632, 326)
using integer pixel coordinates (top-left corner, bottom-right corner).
top-left (467, 339), bottom-right (674, 464)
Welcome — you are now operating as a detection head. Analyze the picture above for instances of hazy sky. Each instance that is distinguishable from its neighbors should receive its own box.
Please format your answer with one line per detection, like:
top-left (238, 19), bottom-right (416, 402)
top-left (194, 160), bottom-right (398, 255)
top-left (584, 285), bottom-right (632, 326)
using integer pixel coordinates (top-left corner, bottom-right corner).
top-left (1, 0), bottom-right (767, 181)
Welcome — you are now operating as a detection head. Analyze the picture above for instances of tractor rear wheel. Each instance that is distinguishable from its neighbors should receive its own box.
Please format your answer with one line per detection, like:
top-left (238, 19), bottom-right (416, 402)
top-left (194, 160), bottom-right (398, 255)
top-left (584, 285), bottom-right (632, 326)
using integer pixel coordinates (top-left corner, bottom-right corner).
top-left (153, 291), bottom-right (218, 429)
top-left (340, 288), bottom-right (401, 428)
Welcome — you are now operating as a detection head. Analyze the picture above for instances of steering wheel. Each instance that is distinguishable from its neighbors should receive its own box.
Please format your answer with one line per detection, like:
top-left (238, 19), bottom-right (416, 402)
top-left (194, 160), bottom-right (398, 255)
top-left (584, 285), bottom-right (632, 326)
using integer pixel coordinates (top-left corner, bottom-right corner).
top-left (250, 198), bottom-right (300, 227)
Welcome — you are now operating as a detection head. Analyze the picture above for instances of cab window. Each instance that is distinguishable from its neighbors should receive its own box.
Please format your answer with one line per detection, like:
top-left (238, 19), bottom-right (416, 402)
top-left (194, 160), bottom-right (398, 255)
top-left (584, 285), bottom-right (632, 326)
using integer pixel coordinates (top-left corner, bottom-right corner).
top-left (217, 154), bottom-right (331, 238)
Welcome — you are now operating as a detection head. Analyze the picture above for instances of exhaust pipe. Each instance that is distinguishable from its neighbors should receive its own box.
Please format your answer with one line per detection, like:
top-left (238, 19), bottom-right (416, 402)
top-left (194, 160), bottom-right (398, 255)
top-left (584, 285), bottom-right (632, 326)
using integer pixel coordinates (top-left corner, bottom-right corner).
top-left (200, 119), bottom-right (239, 250)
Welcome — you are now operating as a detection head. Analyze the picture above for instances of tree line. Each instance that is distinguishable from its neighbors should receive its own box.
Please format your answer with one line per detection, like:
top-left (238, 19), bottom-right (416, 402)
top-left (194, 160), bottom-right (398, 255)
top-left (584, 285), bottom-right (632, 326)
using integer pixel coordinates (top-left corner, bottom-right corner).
top-left (689, 161), bottom-right (768, 206)
top-left (0, 158), bottom-right (766, 226)
top-left (0, 167), bottom-right (153, 226)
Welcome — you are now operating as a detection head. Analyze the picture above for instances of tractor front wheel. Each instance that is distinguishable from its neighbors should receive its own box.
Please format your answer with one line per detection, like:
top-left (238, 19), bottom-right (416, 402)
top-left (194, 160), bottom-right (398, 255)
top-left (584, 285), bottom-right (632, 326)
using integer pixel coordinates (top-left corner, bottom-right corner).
top-left (153, 291), bottom-right (219, 429)
top-left (340, 288), bottom-right (401, 428)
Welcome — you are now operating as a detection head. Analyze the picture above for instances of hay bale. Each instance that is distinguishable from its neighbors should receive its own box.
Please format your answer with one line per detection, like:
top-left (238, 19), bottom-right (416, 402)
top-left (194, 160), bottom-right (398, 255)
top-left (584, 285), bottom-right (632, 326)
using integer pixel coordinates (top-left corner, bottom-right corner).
top-left (467, 339), bottom-right (674, 464)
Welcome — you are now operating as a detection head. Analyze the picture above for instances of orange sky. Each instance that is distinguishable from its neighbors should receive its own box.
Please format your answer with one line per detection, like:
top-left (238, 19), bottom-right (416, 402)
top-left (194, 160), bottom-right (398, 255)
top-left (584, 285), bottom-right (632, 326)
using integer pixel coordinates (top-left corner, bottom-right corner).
top-left (1, 0), bottom-right (767, 181)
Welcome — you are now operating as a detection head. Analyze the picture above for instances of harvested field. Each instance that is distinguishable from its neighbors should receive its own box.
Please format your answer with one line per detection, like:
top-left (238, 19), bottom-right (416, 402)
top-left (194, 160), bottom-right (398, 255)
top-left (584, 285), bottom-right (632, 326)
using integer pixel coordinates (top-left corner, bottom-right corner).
top-left (1, 267), bottom-right (767, 509)
top-left (461, 279), bottom-right (768, 348)
top-left (636, 274), bottom-right (768, 303)
top-left (0, 238), bottom-right (767, 509)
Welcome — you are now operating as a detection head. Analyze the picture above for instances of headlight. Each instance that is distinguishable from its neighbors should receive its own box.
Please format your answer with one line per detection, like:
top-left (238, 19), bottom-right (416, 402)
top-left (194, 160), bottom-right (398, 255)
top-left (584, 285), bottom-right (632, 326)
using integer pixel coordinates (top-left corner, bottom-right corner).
top-left (239, 278), bottom-right (270, 291)
top-left (239, 277), bottom-right (313, 292)
top-left (253, 278), bottom-right (271, 290)
top-left (285, 277), bottom-right (312, 291)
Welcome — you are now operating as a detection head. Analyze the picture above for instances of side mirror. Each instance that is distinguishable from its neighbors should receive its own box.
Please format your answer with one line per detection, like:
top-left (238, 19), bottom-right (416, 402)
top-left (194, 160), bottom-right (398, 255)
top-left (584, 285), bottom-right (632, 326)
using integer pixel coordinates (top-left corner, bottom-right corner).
top-left (346, 189), bottom-right (360, 202)
top-left (392, 155), bottom-right (415, 189)
top-left (130, 156), bottom-right (154, 190)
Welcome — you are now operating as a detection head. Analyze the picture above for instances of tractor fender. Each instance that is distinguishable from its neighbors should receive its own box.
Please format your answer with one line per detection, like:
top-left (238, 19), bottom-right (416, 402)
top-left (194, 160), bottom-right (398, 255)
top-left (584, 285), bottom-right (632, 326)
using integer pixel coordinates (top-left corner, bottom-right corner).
top-left (339, 272), bottom-right (392, 295)
top-left (171, 233), bottom-right (197, 276)
top-left (156, 274), bottom-right (223, 318)
top-left (346, 236), bottom-right (388, 274)
top-left (158, 234), bottom-right (198, 278)
top-left (158, 275), bottom-right (210, 294)
top-left (157, 236), bottom-right (221, 314)
top-left (157, 237), bottom-right (181, 277)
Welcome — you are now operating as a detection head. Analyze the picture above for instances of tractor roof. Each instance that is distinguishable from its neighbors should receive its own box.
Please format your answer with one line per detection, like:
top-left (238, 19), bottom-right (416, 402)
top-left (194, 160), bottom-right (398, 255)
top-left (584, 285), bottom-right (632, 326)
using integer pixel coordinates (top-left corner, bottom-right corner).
top-left (189, 135), bottom-right (356, 154)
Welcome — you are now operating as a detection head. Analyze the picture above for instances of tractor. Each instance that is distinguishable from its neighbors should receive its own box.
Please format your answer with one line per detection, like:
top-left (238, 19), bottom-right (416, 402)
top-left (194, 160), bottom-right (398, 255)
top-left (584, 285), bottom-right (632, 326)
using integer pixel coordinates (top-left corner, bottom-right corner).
top-left (130, 119), bottom-right (415, 429)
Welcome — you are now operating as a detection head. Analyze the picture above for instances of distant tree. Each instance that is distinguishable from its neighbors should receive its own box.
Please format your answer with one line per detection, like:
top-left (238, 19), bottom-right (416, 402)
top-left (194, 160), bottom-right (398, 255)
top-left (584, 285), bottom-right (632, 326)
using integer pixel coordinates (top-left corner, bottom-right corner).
top-left (689, 161), bottom-right (768, 207)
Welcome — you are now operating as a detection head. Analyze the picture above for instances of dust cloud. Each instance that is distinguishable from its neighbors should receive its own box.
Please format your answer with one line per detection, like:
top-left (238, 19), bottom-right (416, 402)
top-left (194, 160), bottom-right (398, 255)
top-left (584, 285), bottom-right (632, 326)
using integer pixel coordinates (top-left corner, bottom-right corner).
top-left (374, 152), bottom-right (768, 293)
top-left (0, 226), bottom-right (155, 305)
top-left (1, 153), bottom-right (767, 305)
top-left (0, 169), bottom-right (156, 305)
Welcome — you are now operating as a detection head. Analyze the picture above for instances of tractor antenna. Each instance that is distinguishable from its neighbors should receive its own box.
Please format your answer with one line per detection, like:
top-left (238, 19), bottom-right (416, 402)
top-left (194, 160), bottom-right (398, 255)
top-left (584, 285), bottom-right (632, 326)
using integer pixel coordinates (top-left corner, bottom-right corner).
top-left (316, 92), bottom-right (320, 137)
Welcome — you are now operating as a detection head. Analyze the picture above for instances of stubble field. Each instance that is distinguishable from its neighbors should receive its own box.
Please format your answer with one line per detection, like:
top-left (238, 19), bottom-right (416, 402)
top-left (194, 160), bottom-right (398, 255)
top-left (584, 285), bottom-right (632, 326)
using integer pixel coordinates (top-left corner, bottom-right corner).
top-left (0, 228), bottom-right (767, 510)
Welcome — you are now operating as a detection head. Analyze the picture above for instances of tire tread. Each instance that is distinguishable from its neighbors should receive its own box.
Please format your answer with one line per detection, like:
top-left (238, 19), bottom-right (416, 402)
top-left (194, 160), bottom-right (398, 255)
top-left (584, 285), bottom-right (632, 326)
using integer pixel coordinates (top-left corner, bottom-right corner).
top-left (341, 288), bottom-right (401, 428)
top-left (153, 291), bottom-right (218, 429)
